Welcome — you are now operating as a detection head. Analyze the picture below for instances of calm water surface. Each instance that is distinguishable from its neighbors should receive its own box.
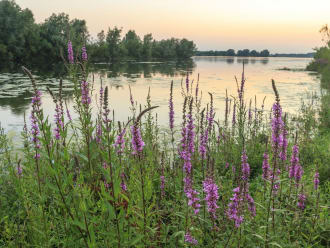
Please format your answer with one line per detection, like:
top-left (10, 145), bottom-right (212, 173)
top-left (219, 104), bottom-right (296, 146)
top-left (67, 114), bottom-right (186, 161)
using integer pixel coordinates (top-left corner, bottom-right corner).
top-left (0, 56), bottom-right (320, 137)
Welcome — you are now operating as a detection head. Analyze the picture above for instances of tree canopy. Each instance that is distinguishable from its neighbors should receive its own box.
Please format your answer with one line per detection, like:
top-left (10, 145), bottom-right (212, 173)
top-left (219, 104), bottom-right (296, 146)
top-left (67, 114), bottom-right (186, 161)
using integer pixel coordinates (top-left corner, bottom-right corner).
top-left (0, 0), bottom-right (197, 68)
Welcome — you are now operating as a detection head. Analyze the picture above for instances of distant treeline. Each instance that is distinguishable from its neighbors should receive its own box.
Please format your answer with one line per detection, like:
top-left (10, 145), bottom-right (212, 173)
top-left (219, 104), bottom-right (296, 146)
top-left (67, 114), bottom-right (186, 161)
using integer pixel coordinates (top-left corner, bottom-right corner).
top-left (195, 49), bottom-right (270, 57)
top-left (0, 0), bottom-right (196, 68)
top-left (195, 50), bottom-right (315, 58)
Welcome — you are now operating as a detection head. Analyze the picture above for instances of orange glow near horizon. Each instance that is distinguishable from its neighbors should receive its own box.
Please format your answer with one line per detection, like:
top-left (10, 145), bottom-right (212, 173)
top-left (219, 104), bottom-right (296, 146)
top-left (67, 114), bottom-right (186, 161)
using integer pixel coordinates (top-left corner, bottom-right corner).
top-left (15, 0), bottom-right (329, 53)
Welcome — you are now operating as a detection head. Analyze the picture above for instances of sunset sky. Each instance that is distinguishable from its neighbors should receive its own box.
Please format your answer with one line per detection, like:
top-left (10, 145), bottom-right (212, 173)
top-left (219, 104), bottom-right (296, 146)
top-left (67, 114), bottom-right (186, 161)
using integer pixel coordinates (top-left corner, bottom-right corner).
top-left (16, 0), bottom-right (329, 53)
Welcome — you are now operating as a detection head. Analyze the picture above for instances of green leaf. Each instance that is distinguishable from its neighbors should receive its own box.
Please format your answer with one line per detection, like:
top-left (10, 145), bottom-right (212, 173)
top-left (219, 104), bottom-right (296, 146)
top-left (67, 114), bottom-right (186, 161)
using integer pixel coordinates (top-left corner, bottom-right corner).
top-left (252, 234), bottom-right (265, 241)
top-left (72, 220), bottom-right (86, 231)
top-left (269, 241), bottom-right (283, 248)
top-left (129, 235), bottom-right (144, 246)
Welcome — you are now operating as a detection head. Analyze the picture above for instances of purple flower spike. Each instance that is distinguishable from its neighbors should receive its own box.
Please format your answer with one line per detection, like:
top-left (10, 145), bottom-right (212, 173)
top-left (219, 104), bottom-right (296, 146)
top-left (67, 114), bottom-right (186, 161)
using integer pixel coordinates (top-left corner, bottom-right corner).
top-left (241, 150), bottom-right (250, 181)
top-left (271, 102), bottom-right (284, 152)
top-left (227, 186), bottom-right (244, 228)
top-left (54, 103), bottom-right (63, 140)
top-left (203, 177), bottom-right (219, 219)
top-left (297, 193), bottom-right (306, 210)
top-left (169, 82), bottom-right (174, 130)
top-left (184, 232), bottom-right (198, 245)
top-left (245, 193), bottom-right (256, 217)
top-left (82, 46), bottom-right (88, 61)
top-left (314, 171), bottom-right (320, 190)
top-left (114, 128), bottom-right (126, 154)
top-left (262, 152), bottom-right (270, 180)
top-left (68, 40), bottom-right (74, 64)
top-left (131, 125), bottom-right (145, 155)
top-left (81, 81), bottom-right (91, 106)
top-left (120, 173), bottom-right (127, 192)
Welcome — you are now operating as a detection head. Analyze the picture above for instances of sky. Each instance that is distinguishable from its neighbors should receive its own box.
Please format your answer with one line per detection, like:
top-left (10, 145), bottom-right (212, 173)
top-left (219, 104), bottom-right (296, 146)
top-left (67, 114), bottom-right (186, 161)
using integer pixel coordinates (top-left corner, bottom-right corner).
top-left (15, 0), bottom-right (330, 53)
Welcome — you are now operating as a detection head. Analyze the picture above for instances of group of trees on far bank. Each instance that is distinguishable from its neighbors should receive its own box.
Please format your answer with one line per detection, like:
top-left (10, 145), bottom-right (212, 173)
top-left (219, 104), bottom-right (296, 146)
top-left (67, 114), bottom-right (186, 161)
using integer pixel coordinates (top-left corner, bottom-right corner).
top-left (90, 28), bottom-right (196, 63)
top-left (0, 0), bottom-right (196, 68)
top-left (195, 49), bottom-right (270, 57)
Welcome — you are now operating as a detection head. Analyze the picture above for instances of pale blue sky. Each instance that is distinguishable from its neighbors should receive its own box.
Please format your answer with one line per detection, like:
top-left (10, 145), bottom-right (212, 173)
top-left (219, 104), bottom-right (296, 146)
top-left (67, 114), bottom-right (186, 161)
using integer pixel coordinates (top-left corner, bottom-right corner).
top-left (16, 0), bottom-right (330, 53)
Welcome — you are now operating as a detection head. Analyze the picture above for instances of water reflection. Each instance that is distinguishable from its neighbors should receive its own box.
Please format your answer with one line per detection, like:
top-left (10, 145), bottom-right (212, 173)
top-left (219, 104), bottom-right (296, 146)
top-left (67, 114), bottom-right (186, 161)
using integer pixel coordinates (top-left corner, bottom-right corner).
top-left (93, 59), bottom-right (196, 78)
top-left (0, 59), bottom-right (196, 113)
top-left (194, 56), bottom-right (269, 65)
top-left (0, 56), bottom-right (319, 133)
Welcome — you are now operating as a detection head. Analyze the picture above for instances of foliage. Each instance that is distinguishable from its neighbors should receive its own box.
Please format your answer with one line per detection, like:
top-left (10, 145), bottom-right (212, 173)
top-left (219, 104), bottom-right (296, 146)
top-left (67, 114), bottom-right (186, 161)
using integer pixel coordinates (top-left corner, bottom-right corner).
top-left (0, 0), bottom-right (197, 68)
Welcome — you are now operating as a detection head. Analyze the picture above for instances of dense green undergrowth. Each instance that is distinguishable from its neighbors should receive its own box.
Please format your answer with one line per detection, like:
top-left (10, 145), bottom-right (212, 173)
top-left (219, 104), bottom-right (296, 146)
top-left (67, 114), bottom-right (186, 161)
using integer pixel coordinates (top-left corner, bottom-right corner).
top-left (0, 42), bottom-right (329, 248)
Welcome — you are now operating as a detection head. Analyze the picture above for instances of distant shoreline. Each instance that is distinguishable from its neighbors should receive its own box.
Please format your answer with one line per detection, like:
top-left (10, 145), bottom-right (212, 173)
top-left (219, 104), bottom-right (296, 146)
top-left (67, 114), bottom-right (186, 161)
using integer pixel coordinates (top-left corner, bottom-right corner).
top-left (195, 53), bottom-right (314, 58)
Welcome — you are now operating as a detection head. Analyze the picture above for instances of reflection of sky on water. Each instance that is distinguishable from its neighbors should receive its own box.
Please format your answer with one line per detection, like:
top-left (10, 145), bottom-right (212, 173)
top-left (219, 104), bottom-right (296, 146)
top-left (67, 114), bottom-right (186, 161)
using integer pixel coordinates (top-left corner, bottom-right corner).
top-left (0, 56), bottom-right (320, 136)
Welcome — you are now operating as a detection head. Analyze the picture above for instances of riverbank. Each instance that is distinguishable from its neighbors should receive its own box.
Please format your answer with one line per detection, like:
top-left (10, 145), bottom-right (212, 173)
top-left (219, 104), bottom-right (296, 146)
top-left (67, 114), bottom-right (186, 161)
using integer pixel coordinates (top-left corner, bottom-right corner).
top-left (0, 50), bottom-right (329, 246)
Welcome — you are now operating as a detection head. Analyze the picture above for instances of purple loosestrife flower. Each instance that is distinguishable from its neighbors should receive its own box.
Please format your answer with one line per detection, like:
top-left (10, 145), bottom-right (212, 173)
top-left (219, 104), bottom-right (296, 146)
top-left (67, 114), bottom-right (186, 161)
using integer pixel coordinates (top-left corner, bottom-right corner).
top-left (314, 171), bottom-right (320, 190)
top-left (131, 124), bottom-right (145, 155)
top-left (32, 90), bottom-right (42, 108)
top-left (187, 188), bottom-right (201, 214)
top-left (271, 102), bottom-right (284, 152)
top-left (270, 169), bottom-right (281, 195)
top-left (199, 131), bottom-right (207, 159)
top-left (186, 113), bottom-right (195, 154)
top-left (95, 122), bottom-right (102, 144)
top-left (68, 40), bottom-right (74, 64)
top-left (103, 87), bottom-right (111, 127)
top-left (82, 46), bottom-right (88, 61)
top-left (169, 82), bottom-right (174, 130)
top-left (241, 150), bottom-right (250, 181)
top-left (203, 177), bottom-right (219, 219)
top-left (184, 232), bottom-right (198, 245)
top-left (245, 193), bottom-right (256, 217)
top-left (54, 103), bottom-right (63, 140)
top-left (294, 164), bottom-right (303, 185)
top-left (227, 187), bottom-right (244, 228)
top-left (120, 173), bottom-right (127, 192)
top-left (81, 81), bottom-right (91, 106)
top-left (182, 111), bottom-right (200, 215)
top-left (114, 128), bottom-right (126, 154)
top-left (297, 193), bottom-right (306, 210)
top-left (289, 144), bottom-right (299, 179)
top-left (262, 152), bottom-right (270, 180)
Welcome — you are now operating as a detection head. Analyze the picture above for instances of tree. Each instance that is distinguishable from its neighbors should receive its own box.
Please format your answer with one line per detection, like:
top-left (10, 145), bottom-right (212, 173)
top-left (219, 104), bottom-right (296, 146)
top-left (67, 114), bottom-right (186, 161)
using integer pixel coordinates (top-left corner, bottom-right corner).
top-left (176, 39), bottom-right (197, 59)
top-left (97, 30), bottom-right (105, 45)
top-left (39, 13), bottom-right (88, 64)
top-left (122, 30), bottom-right (142, 59)
top-left (226, 49), bottom-right (235, 56)
top-left (0, 0), bottom-right (37, 66)
top-left (260, 49), bottom-right (270, 57)
top-left (106, 27), bottom-right (122, 62)
top-left (250, 50), bottom-right (259, 57)
top-left (237, 49), bottom-right (251, 56)
top-left (142, 33), bottom-right (153, 60)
